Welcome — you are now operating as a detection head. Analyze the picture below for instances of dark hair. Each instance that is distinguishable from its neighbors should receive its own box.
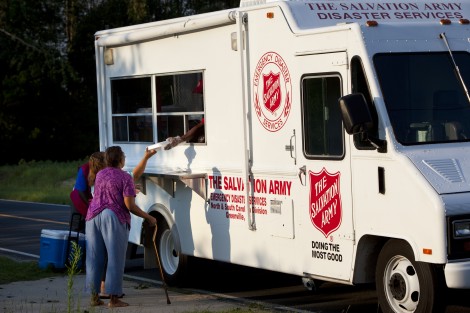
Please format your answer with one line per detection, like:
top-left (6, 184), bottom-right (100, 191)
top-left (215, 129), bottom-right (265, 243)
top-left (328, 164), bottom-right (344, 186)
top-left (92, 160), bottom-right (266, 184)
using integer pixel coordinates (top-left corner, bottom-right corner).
top-left (105, 146), bottom-right (124, 168)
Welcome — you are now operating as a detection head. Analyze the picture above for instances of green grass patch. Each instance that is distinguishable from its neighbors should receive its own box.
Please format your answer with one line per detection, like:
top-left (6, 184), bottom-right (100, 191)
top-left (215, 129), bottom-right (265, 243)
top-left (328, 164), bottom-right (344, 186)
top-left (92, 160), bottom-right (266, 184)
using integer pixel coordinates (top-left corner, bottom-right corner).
top-left (0, 159), bottom-right (87, 205)
top-left (0, 256), bottom-right (62, 284)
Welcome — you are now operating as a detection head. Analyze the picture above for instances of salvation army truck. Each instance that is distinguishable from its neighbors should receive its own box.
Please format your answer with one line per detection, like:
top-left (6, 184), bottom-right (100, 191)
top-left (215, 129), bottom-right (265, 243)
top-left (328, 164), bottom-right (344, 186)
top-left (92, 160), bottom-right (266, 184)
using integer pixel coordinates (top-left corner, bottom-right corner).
top-left (94, 0), bottom-right (470, 312)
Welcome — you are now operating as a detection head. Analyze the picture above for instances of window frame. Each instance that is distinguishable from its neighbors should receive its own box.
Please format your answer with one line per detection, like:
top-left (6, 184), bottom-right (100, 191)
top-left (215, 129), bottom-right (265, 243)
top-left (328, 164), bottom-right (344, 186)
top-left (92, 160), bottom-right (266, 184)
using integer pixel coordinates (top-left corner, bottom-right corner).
top-left (301, 73), bottom-right (345, 160)
top-left (109, 71), bottom-right (205, 145)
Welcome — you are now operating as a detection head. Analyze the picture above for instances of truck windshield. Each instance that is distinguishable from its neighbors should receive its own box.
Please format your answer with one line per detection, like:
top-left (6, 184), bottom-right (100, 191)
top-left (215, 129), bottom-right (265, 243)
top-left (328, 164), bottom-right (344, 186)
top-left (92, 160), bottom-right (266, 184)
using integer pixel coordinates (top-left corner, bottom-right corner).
top-left (374, 52), bottom-right (470, 145)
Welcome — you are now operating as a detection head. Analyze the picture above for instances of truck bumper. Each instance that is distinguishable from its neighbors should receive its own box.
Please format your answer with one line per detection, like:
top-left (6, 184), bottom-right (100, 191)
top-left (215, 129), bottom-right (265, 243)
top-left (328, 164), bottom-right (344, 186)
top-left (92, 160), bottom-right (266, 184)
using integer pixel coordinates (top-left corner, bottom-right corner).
top-left (445, 260), bottom-right (470, 288)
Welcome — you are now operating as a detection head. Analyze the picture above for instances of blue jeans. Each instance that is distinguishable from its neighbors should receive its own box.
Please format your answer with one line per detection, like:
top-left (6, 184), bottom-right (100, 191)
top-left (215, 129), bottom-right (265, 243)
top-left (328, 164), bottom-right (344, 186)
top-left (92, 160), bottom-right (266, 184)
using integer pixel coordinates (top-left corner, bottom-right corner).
top-left (85, 209), bottom-right (129, 296)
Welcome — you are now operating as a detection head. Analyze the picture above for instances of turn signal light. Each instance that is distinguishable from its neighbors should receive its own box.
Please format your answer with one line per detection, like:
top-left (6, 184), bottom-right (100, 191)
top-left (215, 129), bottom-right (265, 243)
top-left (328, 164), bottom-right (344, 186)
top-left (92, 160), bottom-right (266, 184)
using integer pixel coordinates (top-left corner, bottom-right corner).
top-left (366, 20), bottom-right (378, 27)
top-left (440, 19), bottom-right (451, 25)
top-left (423, 248), bottom-right (432, 255)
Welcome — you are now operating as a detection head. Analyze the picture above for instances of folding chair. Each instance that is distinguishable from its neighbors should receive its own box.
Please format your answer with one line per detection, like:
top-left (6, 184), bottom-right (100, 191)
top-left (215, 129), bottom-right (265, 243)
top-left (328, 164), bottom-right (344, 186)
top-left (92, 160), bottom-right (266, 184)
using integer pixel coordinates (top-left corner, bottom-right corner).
top-left (66, 212), bottom-right (85, 269)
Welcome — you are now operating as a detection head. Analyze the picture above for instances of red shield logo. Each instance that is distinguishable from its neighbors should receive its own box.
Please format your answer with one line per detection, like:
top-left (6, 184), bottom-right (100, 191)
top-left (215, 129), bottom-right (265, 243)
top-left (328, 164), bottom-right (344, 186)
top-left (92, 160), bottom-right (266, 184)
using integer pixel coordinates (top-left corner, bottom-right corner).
top-left (252, 52), bottom-right (291, 132)
top-left (263, 72), bottom-right (281, 114)
top-left (309, 168), bottom-right (342, 238)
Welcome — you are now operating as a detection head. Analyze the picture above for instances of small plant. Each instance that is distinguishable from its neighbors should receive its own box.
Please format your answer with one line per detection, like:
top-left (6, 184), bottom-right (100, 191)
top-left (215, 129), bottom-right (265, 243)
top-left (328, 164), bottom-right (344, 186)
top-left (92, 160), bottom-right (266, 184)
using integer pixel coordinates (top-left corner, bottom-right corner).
top-left (66, 241), bottom-right (82, 313)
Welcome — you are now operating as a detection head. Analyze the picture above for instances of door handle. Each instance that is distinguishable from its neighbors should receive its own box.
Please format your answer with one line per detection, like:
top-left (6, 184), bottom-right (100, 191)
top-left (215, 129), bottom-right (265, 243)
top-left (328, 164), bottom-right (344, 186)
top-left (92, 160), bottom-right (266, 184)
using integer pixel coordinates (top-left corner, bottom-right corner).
top-left (298, 165), bottom-right (306, 186)
top-left (285, 129), bottom-right (296, 165)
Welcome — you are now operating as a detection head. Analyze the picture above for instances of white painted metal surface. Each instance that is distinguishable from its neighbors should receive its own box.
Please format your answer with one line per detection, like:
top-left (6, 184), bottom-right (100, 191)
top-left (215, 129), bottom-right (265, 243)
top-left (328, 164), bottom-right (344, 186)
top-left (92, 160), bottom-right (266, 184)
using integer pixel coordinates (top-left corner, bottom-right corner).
top-left (94, 1), bottom-right (470, 310)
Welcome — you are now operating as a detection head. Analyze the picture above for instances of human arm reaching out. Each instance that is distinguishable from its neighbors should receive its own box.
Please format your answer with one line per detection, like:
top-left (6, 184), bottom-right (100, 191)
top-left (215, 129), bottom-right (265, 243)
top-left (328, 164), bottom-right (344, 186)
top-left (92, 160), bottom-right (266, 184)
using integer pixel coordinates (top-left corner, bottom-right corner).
top-left (124, 196), bottom-right (157, 226)
top-left (165, 119), bottom-right (205, 150)
top-left (132, 148), bottom-right (157, 181)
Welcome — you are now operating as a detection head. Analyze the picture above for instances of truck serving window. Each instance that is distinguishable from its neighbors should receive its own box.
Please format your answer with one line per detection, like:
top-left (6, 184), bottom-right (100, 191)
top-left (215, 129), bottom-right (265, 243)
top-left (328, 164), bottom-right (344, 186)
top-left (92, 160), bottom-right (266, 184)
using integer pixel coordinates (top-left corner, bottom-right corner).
top-left (110, 72), bottom-right (205, 144)
top-left (111, 77), bottom-right (153, 143)
top-left (302, 75), bottom-right (344, 158)
top-left (374, 52), bottom-right (470, 145)
top-left (155, 72), bottom-right (204, 142)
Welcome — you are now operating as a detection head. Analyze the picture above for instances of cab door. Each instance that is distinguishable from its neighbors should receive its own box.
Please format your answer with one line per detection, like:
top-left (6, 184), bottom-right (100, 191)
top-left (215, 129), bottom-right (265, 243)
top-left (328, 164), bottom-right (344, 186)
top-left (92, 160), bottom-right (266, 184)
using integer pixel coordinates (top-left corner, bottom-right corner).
top-left (296, 52), bottom-right (355, 282)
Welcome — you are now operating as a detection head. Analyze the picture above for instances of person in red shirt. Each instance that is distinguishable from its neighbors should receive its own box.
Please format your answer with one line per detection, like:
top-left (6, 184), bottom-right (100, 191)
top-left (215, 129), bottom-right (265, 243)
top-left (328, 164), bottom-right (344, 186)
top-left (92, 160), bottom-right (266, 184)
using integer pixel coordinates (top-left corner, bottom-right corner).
top-left (70, 152), bottom-right (106, 229)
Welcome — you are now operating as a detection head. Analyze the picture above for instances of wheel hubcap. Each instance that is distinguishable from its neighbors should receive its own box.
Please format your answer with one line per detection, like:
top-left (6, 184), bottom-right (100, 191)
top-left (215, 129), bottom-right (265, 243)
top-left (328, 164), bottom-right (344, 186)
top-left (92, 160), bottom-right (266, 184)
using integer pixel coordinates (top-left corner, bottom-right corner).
top-left (159, 228), bottom-right (179, 275)
top-left (390, 273), bottom-right (406, 300)
top-left (384, 256), bottom-right (420, 312)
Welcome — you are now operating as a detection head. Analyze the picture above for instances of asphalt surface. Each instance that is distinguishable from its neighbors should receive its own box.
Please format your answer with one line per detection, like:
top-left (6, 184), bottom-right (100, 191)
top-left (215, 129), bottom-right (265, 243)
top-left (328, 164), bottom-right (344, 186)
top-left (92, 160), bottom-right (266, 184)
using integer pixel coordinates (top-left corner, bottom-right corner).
top-left (2, 200), bottom-right (470, 313)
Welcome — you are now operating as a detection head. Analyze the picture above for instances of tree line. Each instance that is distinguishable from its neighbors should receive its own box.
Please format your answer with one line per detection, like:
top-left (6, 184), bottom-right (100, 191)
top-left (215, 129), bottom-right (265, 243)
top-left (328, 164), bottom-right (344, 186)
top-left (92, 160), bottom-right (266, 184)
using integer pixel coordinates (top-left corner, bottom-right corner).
top-left (0, 0), bottom-right (239, 165)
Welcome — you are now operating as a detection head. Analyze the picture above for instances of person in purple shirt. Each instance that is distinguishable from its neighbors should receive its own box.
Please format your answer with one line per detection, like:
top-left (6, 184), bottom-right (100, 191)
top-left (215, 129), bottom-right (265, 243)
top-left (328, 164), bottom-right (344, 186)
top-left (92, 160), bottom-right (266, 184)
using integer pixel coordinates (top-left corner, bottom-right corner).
top-left (85, 146), bottom-right (157, 308)
top-left (98, 147), bottom-right (157, 299)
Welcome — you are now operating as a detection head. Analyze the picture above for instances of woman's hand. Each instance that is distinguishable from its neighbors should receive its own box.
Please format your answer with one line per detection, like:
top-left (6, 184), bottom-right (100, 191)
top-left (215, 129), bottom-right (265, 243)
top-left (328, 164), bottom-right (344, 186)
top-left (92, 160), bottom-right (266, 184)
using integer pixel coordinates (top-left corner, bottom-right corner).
top-left (148, 216), bottom-right (157, 227)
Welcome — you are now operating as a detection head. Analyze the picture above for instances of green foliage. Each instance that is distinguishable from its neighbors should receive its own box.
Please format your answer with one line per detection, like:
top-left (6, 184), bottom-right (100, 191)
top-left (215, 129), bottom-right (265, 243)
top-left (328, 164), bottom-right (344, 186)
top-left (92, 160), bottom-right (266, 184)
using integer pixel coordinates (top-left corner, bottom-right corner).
top-left (0, 0), bottom-right (239, 165)
top-left (66, 241), bottom-right (83, 313)
top-left (0, 256), bottom-right (61, 284)
top-left (0, 159), bottom-right (87, 204)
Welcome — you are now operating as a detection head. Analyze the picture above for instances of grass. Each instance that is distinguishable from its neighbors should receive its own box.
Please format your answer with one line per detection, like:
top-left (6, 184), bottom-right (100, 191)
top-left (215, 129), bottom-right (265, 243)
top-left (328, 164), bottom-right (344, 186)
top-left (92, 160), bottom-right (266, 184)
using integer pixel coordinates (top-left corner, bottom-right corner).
top-left (0, 159), bottom-right (86, 205)
top-left (0, 159), bottom-right (84, 286)
top-left (0, 256), bottom-right (61, 284)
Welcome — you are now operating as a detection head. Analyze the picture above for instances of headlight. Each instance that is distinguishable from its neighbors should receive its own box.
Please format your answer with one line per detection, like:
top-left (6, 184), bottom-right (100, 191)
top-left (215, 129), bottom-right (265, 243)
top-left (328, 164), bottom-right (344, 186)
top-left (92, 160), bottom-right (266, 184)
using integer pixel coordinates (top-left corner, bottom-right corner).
top-left (453, 219), bottom-right (470, 238)
top-left (447, 215), bottom-right (470, 260)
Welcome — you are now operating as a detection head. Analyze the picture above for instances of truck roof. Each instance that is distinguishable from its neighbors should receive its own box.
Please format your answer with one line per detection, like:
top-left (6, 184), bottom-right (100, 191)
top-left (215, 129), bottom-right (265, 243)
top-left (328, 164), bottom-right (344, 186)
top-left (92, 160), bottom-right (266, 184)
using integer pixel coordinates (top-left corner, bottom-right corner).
top-left (95, 0), bottom-right (470, 47)
top-left (269, 0), bottom-right (469, 30)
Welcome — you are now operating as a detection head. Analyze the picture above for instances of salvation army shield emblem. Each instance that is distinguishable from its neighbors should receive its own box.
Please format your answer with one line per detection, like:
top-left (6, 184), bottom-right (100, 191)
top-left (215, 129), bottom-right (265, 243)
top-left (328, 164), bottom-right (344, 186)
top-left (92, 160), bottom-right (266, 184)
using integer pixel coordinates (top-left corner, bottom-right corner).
top-left (309, 168), bottom-right (342, 238)
top-left (263, 72), bottom-right (281, 114)
top-left (252, 51), bottom-right (292, 132)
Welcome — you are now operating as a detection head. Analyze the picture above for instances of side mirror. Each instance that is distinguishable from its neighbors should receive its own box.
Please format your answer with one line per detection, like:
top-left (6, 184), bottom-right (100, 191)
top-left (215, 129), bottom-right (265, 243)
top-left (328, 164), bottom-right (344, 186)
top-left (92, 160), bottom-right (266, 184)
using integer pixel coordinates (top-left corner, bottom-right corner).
top-left (339, 93), bottom-right (373, 135)
top-left (339, 93), bottom-right (387, 153)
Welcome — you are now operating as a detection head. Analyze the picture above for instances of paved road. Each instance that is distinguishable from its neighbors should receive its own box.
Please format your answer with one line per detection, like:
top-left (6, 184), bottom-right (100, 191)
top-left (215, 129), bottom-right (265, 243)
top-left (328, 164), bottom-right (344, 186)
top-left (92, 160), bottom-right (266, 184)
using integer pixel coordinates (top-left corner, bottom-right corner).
top-left (0, 199), bottom-right (70, 257)
top-left (1, 199), bottom-right (469, 313)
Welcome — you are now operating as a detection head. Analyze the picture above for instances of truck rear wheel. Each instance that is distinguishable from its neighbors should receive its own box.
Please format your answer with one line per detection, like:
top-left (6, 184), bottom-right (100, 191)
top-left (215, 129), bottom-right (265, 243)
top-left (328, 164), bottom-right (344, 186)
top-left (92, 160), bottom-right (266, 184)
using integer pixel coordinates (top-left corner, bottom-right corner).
top-left (156, 218), bottom-right (188, 286)
top-left (376, 239), bottom-right (443, 313)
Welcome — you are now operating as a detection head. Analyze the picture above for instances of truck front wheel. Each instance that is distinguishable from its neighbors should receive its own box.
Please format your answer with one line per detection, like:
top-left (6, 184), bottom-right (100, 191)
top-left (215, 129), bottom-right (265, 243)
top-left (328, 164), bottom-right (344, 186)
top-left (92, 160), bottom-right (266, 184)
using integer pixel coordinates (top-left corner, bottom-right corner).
top-left (156, 218), bottom-right (188, 286)
top-left (376, 239), bottom-right (443, 313)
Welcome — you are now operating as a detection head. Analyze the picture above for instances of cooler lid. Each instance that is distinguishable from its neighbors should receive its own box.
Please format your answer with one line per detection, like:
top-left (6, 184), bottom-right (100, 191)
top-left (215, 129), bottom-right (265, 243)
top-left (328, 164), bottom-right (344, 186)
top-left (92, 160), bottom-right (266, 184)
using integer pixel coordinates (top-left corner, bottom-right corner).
top-left (41, 229), bottom-right (85, 240)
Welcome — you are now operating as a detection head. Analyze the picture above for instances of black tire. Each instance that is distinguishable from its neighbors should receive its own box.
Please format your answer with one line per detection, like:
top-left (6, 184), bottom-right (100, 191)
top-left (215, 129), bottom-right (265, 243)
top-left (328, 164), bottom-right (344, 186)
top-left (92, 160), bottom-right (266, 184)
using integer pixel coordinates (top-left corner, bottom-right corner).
top-left (376, 239), bottom-right (443, 313)
top-left (156, 218), bottom-right (188, 286)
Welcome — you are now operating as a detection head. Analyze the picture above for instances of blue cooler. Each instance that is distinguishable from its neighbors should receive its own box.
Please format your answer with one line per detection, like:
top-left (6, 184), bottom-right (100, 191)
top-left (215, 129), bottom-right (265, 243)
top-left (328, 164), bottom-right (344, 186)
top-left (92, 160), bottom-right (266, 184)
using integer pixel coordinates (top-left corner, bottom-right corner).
top-left (39, 229), bottom-right (86, 269)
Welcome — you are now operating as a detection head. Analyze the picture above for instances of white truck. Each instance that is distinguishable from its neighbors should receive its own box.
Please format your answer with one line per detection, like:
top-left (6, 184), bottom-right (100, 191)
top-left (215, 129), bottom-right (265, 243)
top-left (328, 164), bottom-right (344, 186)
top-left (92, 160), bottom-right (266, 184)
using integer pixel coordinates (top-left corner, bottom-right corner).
top-left (94, 0), bottom-right (470, 312)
